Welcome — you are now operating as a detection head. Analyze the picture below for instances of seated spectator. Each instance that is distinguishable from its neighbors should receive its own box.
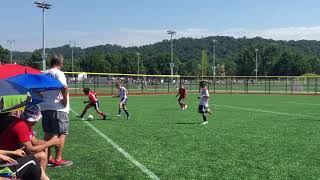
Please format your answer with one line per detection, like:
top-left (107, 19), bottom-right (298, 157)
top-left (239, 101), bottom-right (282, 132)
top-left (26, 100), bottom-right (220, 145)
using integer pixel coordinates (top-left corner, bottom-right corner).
top-left (0, 148), bottom-right (47, 180)
top-left (0, 104), bottom-right (60, 174)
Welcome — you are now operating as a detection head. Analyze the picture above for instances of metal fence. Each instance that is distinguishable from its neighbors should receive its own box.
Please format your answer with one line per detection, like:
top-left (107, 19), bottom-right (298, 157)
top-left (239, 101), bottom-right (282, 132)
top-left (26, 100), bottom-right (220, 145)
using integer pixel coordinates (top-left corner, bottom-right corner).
top-left (64, 72), bottom-right (320, 95)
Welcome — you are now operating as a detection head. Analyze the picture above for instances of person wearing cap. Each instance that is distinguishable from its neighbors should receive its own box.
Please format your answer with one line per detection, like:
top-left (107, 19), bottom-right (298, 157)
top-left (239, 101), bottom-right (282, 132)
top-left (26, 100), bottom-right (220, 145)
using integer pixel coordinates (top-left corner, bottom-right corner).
top-left (0, 104), bottom-right (60, 177)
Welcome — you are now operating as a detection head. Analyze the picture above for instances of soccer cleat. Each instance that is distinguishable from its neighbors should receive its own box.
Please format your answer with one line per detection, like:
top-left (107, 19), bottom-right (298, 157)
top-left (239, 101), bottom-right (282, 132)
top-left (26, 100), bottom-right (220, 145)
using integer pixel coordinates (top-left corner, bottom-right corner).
top-left (116, 114), bottom-right (122, 117)
top-left (206, 109), bottom-right (212, 115)
top-left (103, 115), bottom-right (106, 120)
top-left (47, 158), bottom-right (55, 167)
top-left (53, 159), bottom-right (73, 168)
top-left (77, 115), bottom-right (83, 118)
top-left (184, 105), bottom-right (188, 110)
top-left (201, 121), bottom-right (208, 125)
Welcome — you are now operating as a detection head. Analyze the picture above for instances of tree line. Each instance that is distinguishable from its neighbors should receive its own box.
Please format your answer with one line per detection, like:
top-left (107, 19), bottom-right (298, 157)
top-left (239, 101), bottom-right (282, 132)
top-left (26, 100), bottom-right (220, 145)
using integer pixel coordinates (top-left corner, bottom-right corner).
top-left (1, 36), bottom-right (320, 76)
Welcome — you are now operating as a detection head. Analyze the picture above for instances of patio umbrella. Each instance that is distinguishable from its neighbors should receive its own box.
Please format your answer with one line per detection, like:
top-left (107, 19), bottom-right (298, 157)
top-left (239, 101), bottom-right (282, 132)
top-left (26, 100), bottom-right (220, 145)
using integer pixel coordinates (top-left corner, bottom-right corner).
top-left (0, 80), bottom-right (43, 113)
top-left (0, 64), bottom-right (41, 79)
top-left (7, 74), bottom-right (64, 91)
top-left (0, 79), bottom-right (28, 96)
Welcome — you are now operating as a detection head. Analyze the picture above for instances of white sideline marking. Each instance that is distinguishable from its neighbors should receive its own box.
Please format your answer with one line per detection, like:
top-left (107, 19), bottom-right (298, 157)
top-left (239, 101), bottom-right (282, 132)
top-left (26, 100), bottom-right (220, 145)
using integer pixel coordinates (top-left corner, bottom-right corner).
top-left (282, 101), bottom-right (320, 106)
top-left (214, 104), bottom-right (319, 119)
top-left (69, 108), bottom-right (160, 180)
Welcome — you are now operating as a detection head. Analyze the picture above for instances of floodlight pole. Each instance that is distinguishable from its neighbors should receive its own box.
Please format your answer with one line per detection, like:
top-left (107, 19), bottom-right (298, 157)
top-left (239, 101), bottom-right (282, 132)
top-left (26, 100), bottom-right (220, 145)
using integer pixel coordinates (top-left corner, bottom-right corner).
top-left (167, 30), bottom-right (176, 78)
top-left (7, 40), bottom-right (15, 63)
top-left (255, 48), bottom-right (259, 82)
top-left (212, 39), bottom-right (217, 77)
top-left (70, 41), bottom-right (76, 72)
top-left (35, 1), bottom-right (51, 71)
top-left (136, 52), bottom-right (140, 79)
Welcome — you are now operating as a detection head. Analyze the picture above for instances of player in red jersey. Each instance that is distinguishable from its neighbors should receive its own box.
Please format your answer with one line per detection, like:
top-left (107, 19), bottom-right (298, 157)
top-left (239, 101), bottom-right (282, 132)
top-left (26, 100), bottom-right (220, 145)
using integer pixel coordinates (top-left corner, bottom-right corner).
top-left (176, 85), bottom-right (187, 110)
top-left (78, 88), bottom-right (106, 120)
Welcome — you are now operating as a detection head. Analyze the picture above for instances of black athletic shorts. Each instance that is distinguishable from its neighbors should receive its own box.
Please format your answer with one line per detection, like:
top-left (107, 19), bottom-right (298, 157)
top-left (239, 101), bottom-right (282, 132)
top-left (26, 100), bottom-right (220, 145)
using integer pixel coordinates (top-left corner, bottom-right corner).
top-left (89, 101), bottom-right (100, 111)
top-left (198, 105), bottom-right (205, 113)
top-left (0, 154), bottom-right (41, 180)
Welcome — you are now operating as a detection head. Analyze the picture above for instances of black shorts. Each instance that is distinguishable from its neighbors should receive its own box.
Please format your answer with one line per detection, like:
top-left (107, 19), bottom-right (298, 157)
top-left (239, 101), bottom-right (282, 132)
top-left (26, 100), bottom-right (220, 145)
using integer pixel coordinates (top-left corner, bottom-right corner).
top-left (198, 105), bottom-right (205, 113)
top-left (89, 101), bottom-right (100, 111)
top-left (0, 154), bottom-right (42, 180)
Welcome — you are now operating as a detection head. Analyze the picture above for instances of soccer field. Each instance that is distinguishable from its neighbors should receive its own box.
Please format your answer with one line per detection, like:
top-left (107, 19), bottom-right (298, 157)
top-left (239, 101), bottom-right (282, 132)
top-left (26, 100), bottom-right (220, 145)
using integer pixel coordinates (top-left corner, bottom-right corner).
top-left (38, 94), bottom-right (320, 179)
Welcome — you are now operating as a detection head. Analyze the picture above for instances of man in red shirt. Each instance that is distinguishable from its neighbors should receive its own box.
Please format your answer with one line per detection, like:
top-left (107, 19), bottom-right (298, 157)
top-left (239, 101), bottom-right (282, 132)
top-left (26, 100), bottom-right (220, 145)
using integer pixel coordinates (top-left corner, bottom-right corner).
top-left (0, 104), bottom-right (60, 173)
top-left (78, 88), bottom-right (106, 120)
top-left (176, 85), bottom-right (187, 110)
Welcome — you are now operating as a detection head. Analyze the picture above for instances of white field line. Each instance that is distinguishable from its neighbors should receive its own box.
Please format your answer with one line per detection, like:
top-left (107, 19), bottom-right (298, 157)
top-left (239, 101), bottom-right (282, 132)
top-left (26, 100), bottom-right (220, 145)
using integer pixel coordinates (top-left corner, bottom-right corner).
top-left (69, 108), bottom-right (160, 180)
top-left (282, 101), bottom-right (320, 106)
top-left (213, 104), bottom-right (319, 119)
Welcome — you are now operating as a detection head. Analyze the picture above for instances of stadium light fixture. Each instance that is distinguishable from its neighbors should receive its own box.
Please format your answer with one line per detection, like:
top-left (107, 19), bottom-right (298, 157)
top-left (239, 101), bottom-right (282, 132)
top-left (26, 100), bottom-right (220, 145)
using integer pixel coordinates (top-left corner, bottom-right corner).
top-left (167, 30), bottom-right (176, 77)
top-left (34, 1), bottom-right (51, 71)
top-left (7, 40), bottom-right (15, 64)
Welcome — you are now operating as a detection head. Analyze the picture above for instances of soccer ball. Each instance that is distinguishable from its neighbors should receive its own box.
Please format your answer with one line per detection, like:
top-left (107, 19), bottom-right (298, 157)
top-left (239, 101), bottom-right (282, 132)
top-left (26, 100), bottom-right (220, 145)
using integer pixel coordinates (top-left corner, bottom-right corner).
top-left (87, 114), bottom-right (93, 120)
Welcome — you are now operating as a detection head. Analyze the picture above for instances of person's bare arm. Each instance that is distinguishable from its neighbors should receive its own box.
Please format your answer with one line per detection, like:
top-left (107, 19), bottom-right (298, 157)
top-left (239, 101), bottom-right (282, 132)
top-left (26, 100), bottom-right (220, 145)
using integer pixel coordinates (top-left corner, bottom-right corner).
top-left (0, 148), bottom-right (25, 157)
top-left (0, 154), bottom-right (16, 163)
top-left (22, 136), bottom-right (60, 154)
top-left (60, 86), bottom-right (69, 107)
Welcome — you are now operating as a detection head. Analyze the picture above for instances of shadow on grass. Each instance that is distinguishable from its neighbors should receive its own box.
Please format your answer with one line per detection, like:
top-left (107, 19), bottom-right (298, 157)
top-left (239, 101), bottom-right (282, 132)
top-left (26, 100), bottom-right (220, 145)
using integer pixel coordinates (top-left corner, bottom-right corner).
top-left (70, 118), bottom-right (112, 121)
top-left (104, 175), bottom-right (127, 180)
top-left (158, 108), bottom-right (181, 111)
top-left (175, 122), bottom-right (200, 125)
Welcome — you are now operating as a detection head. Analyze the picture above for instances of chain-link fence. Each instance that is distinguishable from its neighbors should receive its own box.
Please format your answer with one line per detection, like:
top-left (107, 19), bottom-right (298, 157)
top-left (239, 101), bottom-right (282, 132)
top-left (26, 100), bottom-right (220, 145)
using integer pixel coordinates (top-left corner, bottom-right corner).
top-left (64, 72), bottom-right (320, 95)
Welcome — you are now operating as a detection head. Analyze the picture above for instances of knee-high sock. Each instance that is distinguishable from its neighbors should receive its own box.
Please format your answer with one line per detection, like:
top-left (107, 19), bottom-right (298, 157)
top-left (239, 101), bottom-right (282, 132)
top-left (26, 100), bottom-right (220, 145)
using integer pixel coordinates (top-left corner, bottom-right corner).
top-left (202, 112), bottom-right (207, 122)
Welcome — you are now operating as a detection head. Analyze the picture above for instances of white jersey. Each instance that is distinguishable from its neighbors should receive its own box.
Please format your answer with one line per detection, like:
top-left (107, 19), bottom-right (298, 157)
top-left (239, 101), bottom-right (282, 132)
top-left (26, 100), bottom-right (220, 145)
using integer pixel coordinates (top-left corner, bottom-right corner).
top-left (119, 86), bottom-right (128, 100)
top-left (40, 68), bottom-right (70, 113)
top-left (199, 87), bottom-right (209, 107)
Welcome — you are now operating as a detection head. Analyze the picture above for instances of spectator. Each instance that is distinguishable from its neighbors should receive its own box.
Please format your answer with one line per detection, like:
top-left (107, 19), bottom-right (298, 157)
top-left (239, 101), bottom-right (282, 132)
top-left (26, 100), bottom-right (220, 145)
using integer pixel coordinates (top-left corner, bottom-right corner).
top-left (40, 54), bottom-right (72, 167)
top-left (0, 148), bottom-right (47, 180)
top-left (0, 104), bottom-right (59, 179)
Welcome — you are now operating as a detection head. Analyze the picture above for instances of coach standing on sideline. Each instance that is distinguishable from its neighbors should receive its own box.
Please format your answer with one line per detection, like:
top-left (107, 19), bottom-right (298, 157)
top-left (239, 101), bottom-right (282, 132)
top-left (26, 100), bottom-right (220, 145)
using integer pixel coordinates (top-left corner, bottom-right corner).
top-left (40, 54), bottom-right (73, 167)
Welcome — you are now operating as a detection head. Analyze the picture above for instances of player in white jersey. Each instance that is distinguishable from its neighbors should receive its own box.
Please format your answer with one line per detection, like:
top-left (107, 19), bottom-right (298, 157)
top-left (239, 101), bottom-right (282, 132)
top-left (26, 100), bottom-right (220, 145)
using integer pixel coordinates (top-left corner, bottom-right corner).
top-left (198, 81), bottom-right (212, 125)
top-left (113, 82), bottom-right (130, 119)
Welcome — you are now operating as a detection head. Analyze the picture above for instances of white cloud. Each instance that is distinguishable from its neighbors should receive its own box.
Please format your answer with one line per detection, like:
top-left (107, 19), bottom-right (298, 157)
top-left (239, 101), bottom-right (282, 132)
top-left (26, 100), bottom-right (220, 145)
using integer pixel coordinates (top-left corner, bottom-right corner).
top-left (4, 26), bottom-right (320, 51)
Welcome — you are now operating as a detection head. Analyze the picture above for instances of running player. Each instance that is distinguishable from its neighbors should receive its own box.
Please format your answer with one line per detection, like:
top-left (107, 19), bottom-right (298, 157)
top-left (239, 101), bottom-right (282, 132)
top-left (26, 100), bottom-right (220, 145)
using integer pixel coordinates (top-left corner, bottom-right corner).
top-left (113, 82), bottom-right (130, 119)
top-left (176, 85), bottom-right (187, 110)
top-left (198, 81), bottom-right (212, 124)
top-left (78, 88), bottom-right (106, 120)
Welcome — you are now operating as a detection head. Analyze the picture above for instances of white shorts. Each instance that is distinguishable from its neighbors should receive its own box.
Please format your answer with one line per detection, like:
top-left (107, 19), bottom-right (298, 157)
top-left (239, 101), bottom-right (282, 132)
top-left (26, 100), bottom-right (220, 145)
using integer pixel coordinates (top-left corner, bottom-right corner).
top-left (120, 98), bottom-right (128, 105)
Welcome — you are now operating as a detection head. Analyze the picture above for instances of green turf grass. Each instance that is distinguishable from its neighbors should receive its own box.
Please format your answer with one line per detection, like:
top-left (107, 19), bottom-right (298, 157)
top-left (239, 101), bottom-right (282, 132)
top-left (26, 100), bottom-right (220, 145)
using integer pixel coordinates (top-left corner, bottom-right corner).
top-left (33, 94), bottom-right (320, 179)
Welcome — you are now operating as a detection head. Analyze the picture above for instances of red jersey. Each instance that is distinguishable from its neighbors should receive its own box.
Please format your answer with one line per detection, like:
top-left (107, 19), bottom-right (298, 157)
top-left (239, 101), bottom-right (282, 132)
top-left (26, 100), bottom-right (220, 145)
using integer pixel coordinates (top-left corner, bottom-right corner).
top-left (179, 87), bottom-right (187, 98)
top-left (0, 119), bottom-right (34, 151)
top-left (88, 91), bottom-right (98, 103)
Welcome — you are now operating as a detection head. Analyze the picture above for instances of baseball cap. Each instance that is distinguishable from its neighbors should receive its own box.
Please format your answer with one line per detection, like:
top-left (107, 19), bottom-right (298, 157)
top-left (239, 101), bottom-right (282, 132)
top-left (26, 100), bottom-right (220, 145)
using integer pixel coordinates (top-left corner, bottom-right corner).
top-left (21, 104), bottom-right (42, 122)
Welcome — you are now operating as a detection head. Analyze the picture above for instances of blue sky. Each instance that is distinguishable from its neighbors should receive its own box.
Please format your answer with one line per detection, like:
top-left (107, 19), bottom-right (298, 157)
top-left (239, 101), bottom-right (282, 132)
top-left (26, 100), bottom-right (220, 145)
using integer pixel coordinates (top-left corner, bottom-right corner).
top-left (1, 0), bottom-right (320, 51)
